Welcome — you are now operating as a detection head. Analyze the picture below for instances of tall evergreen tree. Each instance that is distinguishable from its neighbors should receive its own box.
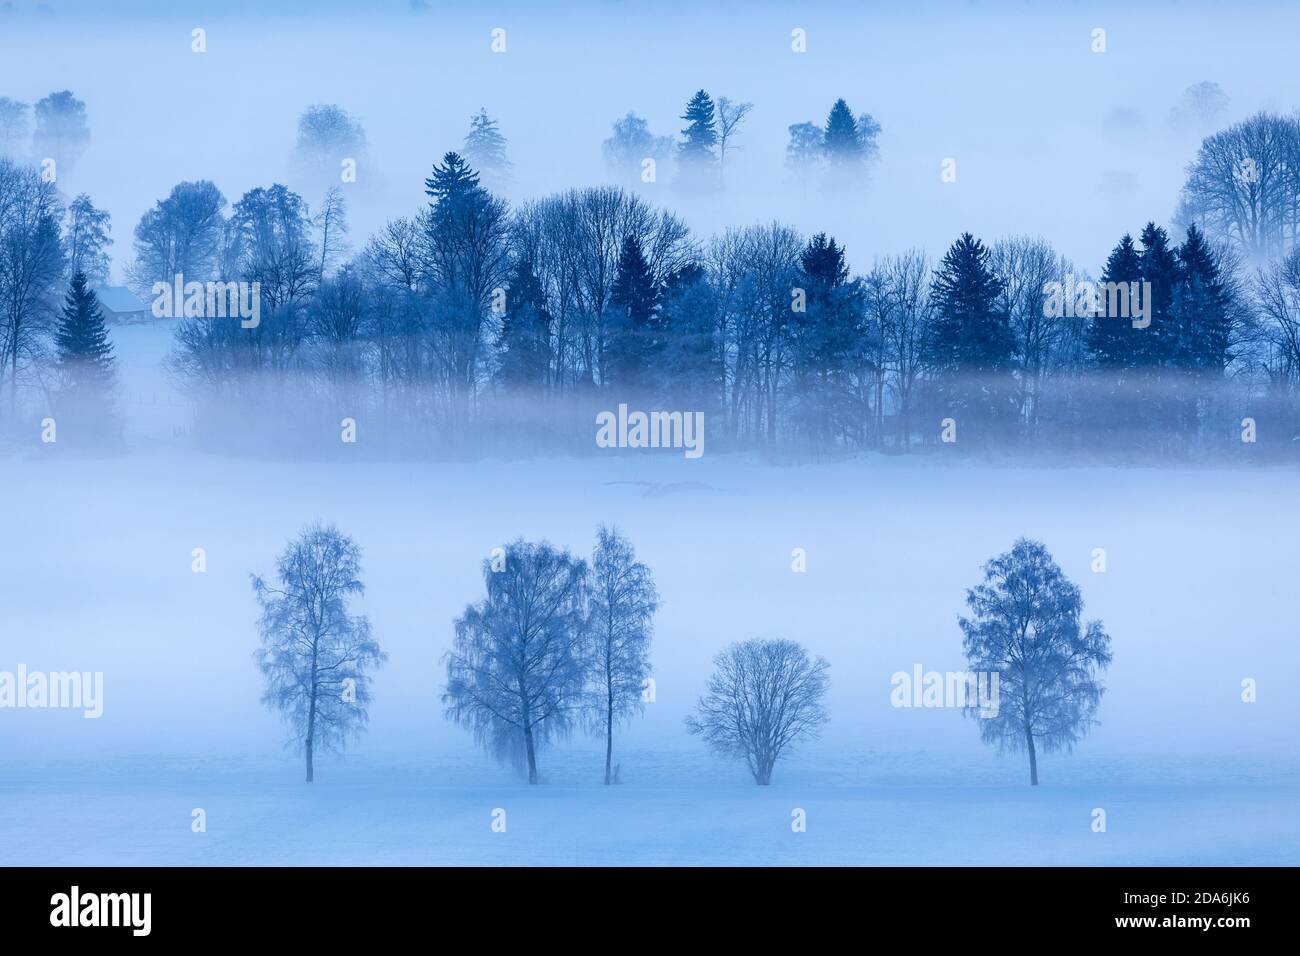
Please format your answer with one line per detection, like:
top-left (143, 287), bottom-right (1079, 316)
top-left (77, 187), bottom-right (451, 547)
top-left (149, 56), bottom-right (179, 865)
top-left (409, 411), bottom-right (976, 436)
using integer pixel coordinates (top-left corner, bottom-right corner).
top-left (424, 150), bottom-right (483, 207)
top-left (1174, 224), bottom-right (1232, 374)
top-left (678, 90), bottom-right (718, 170)
top-left (657, 263), bottom-right (721, 411)
top-left (791, 234), bottom-right (858, 445)
top-left (461, 108), bottom-right (511, 183)
top-left (496, 256), bottom-right (551, 390)
top-left (55, 271), bottom-right (116, 396)
top-left (1086, 234), bottom-right (1143, 370)
top-left (1083, 233), bottom-right (1144, 448)
top-left (823, 98), bottom-right (865, 167)
top-left (605, 234), bottom-right (660, 393)
top-left (1136, 222), bottom-right (1181, 369)
top-left (925, 233), bottom-right (1016, 438)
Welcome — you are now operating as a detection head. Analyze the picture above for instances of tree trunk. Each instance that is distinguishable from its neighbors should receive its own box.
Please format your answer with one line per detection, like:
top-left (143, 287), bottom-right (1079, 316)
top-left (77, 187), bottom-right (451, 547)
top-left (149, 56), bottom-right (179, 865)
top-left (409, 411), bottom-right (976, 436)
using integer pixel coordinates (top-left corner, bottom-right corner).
top-left (306, 642), bottom-right (319, 783)
top-left (1026, 726), bottom-right (1038, 786)
top-left (604, 688), bottom-right (613, 785)
top-left (524, 722), bottom-right (538, 785)
top-left (305, 690), bottom-right (316, 784)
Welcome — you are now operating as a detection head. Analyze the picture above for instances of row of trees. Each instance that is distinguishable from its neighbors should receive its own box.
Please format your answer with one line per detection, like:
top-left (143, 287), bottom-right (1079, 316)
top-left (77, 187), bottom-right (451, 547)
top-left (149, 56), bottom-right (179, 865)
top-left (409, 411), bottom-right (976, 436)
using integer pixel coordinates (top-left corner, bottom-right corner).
top-left (601, 93), bottom-right (881, 191)
top-left (12, 103), bottom-right (1300, 457)
top-left (139, 145), bottom-right (1295, 457)
top-left (255, 525), bottom-right (1109, 788)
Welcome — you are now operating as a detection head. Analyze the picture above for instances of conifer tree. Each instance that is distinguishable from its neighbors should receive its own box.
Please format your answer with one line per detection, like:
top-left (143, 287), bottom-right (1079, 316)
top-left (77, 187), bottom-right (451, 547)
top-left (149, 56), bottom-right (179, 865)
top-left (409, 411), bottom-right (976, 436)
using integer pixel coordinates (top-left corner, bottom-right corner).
top-left (1136, 222), bottom-right (1181, 369)
top-left (55, 271), bottom-right (116, 396)
top-left (657, 263), bottom-right (721, 410)
top-left (497, 256), bottom-right (551, 390)
top-left (925, 233), bottom-right (1016, 438)
top-left (1174, 224), bottom-right (1231, 374)
top-left (605, 234), bottom-right (660, 393)
top-left (791, 234), bottom-right (857, 445)
top-left (823, 98), bottom-right (865, 167)
top-left (1086, 234), bottom-right (1143, 370)
top-left (461, 108), bottom-right (511, 183)
top-left (678, 90), bottom-right (718, 168)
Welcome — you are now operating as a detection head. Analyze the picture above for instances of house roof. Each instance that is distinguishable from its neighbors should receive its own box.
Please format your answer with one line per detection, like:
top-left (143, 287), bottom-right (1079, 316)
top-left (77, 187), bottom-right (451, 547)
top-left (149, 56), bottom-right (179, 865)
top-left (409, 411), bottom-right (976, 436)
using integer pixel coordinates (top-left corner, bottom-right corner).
top-left (93, 285), bottom-right (150, 313)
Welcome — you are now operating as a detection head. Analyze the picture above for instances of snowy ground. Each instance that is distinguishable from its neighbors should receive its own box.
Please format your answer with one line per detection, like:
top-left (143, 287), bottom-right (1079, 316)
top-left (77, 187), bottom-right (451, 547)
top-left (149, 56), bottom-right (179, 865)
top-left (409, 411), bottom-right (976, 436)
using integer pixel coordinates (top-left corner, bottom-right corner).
top-left (1, 321), bottom-right (1298, 866)
top-left (4, 749), bottom-right (1296, 866)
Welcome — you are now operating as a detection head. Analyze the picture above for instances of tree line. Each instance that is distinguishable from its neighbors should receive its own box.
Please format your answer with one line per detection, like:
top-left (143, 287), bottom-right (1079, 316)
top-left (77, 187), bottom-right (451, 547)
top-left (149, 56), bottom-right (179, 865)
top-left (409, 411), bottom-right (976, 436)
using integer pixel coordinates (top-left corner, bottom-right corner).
top-left (6, 91), bottom-right (1300, 459)
top-left (254, 524), bottom-right (1110, 787)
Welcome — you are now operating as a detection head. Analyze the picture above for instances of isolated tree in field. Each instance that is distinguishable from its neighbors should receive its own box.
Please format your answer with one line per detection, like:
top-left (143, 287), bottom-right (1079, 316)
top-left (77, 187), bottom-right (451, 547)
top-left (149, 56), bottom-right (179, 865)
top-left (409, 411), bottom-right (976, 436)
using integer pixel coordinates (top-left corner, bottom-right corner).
top-left (686, 639), bottom-right (830, 785)
top-left (960, 538), bottom-right (1112, 786)
top-left (443, 539), bottom-right (589, 784)
top-left (253, 524), bottom-right (386, 783)
top-left (587, 526), bottom-right (657, 784)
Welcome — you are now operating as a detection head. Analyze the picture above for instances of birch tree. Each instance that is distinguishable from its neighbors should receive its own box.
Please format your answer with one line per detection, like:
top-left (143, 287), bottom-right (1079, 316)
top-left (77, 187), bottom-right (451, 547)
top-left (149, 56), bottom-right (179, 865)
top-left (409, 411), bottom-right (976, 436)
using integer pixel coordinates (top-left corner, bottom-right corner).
top-left (253, 524), bottom-right (386, 783)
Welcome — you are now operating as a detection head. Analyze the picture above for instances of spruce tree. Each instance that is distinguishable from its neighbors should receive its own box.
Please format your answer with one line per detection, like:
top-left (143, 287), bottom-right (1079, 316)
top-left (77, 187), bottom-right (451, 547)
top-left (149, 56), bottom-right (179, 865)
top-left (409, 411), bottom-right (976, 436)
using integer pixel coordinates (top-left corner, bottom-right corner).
top-left (1086, 234), bottom-right (1143, 370)
top-left (1136, 222), bottom-right (1180, 368)
top-left (56, 271), bottom-right (116, 396)
top-left (678, 90), bottom-right (718, 166)
top-left (925, 233), bottom-right (1016, 439)
top-left (1084, 234), bottom-right (1143, 448)
top-left (605, 234), bottom-right (660, 393)
top-left (1174, 224), bottom-right (1231, 374)
top-left (657, 263), bottom-right (720, 411)
top-left (424, 151), bottom-right (483, 208)
top-left (462, 109), bottom-right (511, 182)
top-left (497, 257), bottom-right (551, 390)
top-left (791, 234), bottom-right (857, 446)
top-left (823, 98), bottom-right (865, 167)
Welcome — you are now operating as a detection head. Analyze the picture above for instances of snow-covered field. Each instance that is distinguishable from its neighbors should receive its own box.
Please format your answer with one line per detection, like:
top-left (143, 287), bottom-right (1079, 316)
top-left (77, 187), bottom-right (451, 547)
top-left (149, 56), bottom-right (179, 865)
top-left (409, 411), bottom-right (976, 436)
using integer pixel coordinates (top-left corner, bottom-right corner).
top-left (3, 749), bottom-right (1296, 866)
top-left (1, 321), bottom-right (1298, 866)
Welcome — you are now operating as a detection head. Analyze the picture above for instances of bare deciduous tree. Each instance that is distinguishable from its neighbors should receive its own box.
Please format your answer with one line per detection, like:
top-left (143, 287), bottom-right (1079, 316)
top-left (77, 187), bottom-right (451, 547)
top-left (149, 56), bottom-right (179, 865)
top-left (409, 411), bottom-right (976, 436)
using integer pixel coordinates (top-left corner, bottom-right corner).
top-left (714, 96), bottom-right (753, 179)
top-left (1177, 111), bottom-right (1300, 261)
top-left (686, 638), bottom-right (830, 785)
top-left (587, 525), bottom-right (657, 784)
